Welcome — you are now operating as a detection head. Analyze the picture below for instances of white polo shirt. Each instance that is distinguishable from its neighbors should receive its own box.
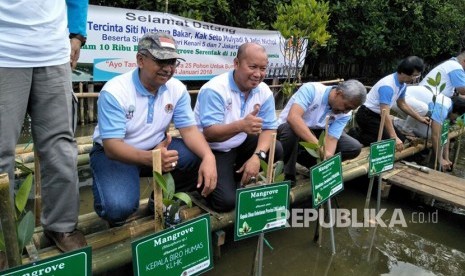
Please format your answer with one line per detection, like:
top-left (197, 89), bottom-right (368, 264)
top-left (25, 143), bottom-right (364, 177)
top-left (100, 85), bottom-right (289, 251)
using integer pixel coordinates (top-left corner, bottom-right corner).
top-left (420, 58), bottom-right (465, 98)
top-left (194, 71), bottom-right (277, 152)
top-left (278, 82), bottom-right (351, 139)
top-left (364, 73), bottom-right (406, 113)
top-left (93, 69), bottom-right (196, 150)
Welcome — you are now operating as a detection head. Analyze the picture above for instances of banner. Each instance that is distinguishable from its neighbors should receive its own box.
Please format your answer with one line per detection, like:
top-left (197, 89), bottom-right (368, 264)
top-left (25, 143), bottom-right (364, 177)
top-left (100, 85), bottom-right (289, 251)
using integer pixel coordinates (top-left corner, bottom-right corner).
top-left (74, 5), bottom-right (306, 82)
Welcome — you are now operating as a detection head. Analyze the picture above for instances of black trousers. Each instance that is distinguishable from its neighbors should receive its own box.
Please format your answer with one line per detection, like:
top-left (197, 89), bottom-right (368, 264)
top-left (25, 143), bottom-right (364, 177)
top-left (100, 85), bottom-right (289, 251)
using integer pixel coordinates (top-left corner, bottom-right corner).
top-left (277, 122), bottom-right (362, 177)
top-left (208, 135), bottom-right (283, 212)
top-left (353, 105), bottom-right (406, 146)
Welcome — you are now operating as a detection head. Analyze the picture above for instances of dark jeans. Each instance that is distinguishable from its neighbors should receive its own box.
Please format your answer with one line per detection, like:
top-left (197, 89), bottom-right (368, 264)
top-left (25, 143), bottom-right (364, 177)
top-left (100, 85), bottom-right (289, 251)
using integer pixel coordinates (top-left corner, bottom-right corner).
top-left (353, 105), bottom-right (406, 146)
top-left (277, 123), bottom-right (362, 178)
top-left (90, 138), bottom-right (200, 225)
top-left (209, 135), bottom-right (283, 212)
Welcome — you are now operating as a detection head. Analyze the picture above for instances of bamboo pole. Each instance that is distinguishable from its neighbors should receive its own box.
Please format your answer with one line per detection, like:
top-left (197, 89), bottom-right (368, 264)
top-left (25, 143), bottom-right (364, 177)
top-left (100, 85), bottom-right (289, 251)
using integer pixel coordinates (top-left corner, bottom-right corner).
top-left (0, 173), bottom-right (21, 268)
top-left (79, 82), bottom-right (85, 125)
top-left (152, 149), bottom-right (164, 231)
top-left (87, 83), bottom-right (95, 122)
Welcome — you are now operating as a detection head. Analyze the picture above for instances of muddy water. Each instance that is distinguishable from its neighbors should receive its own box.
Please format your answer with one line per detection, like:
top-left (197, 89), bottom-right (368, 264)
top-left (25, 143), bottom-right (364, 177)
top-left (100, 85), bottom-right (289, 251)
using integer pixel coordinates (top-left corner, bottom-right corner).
top-left (70, 127), bottom-right (465, 275)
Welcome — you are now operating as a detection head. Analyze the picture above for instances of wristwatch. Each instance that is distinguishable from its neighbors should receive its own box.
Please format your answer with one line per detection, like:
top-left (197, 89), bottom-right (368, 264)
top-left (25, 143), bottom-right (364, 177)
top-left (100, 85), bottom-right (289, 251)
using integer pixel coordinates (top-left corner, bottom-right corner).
top-left (255, 150), bottom-right (267, 160)
top-left (69, 33), bottom-right (87, 47)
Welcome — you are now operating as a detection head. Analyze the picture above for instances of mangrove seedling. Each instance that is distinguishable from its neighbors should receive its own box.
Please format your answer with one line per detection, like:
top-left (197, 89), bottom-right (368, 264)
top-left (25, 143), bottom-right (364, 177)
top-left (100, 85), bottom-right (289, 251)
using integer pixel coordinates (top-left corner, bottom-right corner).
top-left (153, 171), bottom-right (192, 227)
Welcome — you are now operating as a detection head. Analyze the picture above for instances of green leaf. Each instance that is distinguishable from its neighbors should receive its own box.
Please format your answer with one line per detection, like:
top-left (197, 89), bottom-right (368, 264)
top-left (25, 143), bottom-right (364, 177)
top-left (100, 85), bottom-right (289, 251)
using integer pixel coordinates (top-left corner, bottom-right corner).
top-left (0, 231), bottom-right (5, 251)
top-left (260, 159), bottom-right (268, 176)
top-left (17, 211), bottom-right (34, 251)
top-left (435, 71), bottom-right (441, 84)
top-left (299, 141), bottom-right (319, 150)
top-left (274, 161), bottom-right (284, 177)
top-left (164, 173), bottom-right (175, 200)
top-left (153, 171), bottom-right (168, 195)
top-left (306, 148), bottom-right (320, 159)
top-left (426, 78), bottom-right (437, 87)
top-left (275, 173), bottom-right (285, 182)
top-left (173, 192), bottom-right (192, 208)
top-left (15, 173), bottom-right (33, 213)
top-left (439, 82), bottom-right (446, 93)
top-left (318, 130), bottom-right (326, 147)
top-left (162, 198), bottom-right (174, 207)
top-left (425, 86), bottom-right (434, 94)
top-left (15, 161), bottom-right (33, 174)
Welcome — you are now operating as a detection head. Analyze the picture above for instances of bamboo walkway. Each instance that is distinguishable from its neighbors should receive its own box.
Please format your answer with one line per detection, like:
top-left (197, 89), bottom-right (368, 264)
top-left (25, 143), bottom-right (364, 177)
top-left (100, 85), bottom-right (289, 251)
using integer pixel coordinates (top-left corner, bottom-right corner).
top-left (383, 162), bottom-right (465, 209)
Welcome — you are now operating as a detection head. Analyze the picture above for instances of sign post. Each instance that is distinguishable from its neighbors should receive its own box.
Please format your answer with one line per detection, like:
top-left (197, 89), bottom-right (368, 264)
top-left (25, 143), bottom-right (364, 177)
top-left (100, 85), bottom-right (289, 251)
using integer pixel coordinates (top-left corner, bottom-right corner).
top-left (132, 214), bottom-right (213, 276)
top-left (368, 139), bottom-right (395, 212)
top-left (310, 154), bottom-right (343, 254)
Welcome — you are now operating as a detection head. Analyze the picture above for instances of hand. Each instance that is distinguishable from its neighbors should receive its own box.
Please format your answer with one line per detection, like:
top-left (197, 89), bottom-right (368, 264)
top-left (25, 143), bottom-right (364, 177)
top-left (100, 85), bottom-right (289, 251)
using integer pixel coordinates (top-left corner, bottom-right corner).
top-left (395, 137), bottom-right (404, 152)
top-left (440, 158), bottom-right (453, 172)
top-left (236, 155), bottom-right (261, 186)
top-left (70, 38), bottom-right (82, 69)
top-left (420, 116), bottom-right (431, 125)
top-left (197, 154), bottom-right (217, 197)
top-left (155, 134), bottom-right (179, 172)
top-left (241, 106), bottom-right (263, 135)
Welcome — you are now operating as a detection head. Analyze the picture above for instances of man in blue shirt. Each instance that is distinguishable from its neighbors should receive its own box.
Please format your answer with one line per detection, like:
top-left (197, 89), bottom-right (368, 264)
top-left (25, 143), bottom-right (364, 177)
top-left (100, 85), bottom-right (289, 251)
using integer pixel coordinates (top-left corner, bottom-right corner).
top-left (194, 43), bottom-right (283, 212)
top-left (351, 56), bottom-right (430, 152)
top-left (91, 32), bottom-right (217, 226)
top-left (277, 80), bottom-right (367, 182)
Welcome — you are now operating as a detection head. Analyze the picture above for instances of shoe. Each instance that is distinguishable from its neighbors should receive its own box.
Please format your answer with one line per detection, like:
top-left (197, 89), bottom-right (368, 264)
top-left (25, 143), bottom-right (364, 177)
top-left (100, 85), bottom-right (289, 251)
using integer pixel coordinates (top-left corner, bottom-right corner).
top-left (44, 229), bottom-right (87, 252)
top-left (0, 251), bottom-right (6, 271)
top-left (284, 174), bottom-right (296, 187)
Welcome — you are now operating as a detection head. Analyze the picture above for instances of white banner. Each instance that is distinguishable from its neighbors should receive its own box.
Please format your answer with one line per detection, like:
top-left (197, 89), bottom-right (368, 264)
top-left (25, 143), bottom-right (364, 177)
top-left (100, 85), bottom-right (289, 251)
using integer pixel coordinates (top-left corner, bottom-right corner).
top-left (74, 5), bottom-right (306, 82)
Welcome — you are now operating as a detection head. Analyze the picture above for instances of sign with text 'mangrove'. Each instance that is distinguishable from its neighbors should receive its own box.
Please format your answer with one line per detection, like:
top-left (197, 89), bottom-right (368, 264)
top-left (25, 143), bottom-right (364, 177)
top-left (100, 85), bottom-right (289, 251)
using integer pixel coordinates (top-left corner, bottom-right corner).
top-left (132, 214), bottom-right (212, 276)
top-left (235, 181), bottom-right (290, 241)
top-left (311, 154), bottom-right (343, 208)
top-left (368, 138), bottom-right (395, 177)
top-left (1, 246), bottom-right (91, 276)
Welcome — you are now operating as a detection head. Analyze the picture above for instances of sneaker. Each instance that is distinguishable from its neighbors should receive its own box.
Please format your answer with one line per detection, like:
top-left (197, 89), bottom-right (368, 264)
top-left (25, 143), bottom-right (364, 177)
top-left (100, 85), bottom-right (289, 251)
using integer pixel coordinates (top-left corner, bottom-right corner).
top-left (44, 230), bottom-right (87, 252)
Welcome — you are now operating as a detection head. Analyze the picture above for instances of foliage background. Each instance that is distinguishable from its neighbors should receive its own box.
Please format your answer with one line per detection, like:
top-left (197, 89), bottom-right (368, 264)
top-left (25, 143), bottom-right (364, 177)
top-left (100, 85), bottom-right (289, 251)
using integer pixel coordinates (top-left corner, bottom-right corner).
top-left (90, 0), bottom-right (465, 84)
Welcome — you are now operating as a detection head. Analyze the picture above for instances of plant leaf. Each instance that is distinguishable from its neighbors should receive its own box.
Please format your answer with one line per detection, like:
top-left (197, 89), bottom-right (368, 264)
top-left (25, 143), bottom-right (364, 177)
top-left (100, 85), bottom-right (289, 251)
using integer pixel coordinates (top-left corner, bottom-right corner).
top-left (439, 83), bottom-right (446, 93)
top-left (275, 173), bottom-right (285, 182)
top-left (15, 173), bottom-right (33, 213)
top-left (17, 211), bottom-right (35, 251)
top-left (153, 171), bottom-right (168, 194)
top-left (318, 130), bottom-right (326, 147)
top-left (435, 71), bottom-right (441, 84)
top-left (15, 160), bottom-right (33, 174)
top-left (425, 86), bottom-right (434, 94)
top-left (163, 198), bottom-right (174, 206)
top-left (260, 159), bottom-right (268, 176)
top-left (426, 78), bottom-right (436, 87)
top-left (299, 141), bottom-right (319, 150)
top-left (164, 173), bottom-right (175, 200)
top-left (306, 148), bottom-right (320, 159)
top-left (173, 192), bottom-right (192, 208)
top-left (274, 161), bottom-right (284, 177)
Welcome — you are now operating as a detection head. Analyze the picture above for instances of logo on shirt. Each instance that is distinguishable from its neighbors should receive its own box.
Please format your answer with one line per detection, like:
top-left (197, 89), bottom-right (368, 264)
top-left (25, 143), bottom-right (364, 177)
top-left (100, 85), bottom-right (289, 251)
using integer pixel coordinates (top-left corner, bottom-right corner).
top-left (165, 103), bottom-right (174, 113)
top-left (126, 105), bottom-right (135, 120)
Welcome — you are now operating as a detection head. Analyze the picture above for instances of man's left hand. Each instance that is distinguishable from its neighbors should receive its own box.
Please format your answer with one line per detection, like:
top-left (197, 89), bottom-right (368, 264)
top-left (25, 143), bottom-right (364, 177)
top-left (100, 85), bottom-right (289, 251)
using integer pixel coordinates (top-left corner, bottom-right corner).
top-left (237, 155), bottom-right (261, 186)
top-left (197, 154), bottom-right (217, 197)
top-left (70, 38), bottom-right (82, 69)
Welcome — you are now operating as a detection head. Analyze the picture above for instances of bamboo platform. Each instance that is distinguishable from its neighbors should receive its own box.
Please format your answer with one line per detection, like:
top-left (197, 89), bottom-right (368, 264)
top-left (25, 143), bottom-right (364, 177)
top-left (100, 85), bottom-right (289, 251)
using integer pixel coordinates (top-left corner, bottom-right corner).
top-left (383, 162), bottom-right (465, 208)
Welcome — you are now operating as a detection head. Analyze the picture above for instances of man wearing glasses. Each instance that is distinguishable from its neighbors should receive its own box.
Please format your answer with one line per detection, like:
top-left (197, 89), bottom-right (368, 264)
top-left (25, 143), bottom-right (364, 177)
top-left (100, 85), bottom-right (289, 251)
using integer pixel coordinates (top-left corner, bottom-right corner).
top-left (350, 56), bottom-right (430, 152)
top-left (90, 32), bottom-right (217, 226)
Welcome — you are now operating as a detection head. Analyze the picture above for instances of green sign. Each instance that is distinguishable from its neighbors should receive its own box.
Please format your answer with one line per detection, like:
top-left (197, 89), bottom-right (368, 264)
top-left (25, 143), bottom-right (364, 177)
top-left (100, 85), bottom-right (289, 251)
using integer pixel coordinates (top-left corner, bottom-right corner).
top-left (2, 246), bottom-right (91, 276)
top-left (132, 214), bottom-right (213, 276)
top-left (368, 138), bottom-right (395, 177)
top-left (310, 154), bottom-right (343, 208)
top-left (441, 119), bottom-right (450, 145)
top-left (235, 182), bottom-right (290, 241)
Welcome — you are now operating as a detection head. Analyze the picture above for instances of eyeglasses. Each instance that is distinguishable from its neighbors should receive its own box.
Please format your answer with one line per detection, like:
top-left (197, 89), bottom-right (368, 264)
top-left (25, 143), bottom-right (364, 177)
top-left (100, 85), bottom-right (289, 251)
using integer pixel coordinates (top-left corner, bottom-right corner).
top-left (140, 53), bottom-right (180, 68)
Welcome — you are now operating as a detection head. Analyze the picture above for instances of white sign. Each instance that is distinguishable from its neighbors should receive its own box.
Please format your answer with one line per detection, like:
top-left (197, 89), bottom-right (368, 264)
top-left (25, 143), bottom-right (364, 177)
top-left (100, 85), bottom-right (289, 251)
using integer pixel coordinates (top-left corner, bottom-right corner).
top-left (75, 5), bottom-right (306, 82)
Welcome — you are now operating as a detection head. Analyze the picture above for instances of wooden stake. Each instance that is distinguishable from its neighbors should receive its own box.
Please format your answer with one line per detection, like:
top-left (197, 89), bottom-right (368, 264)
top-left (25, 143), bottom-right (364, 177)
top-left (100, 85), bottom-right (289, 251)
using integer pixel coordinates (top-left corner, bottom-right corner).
top-left (152, 149), bottom-right (164, 232)
top-left (0, 173), bottom-right (22, 268)
top-left (266, 133), bottom-right (277, 183)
